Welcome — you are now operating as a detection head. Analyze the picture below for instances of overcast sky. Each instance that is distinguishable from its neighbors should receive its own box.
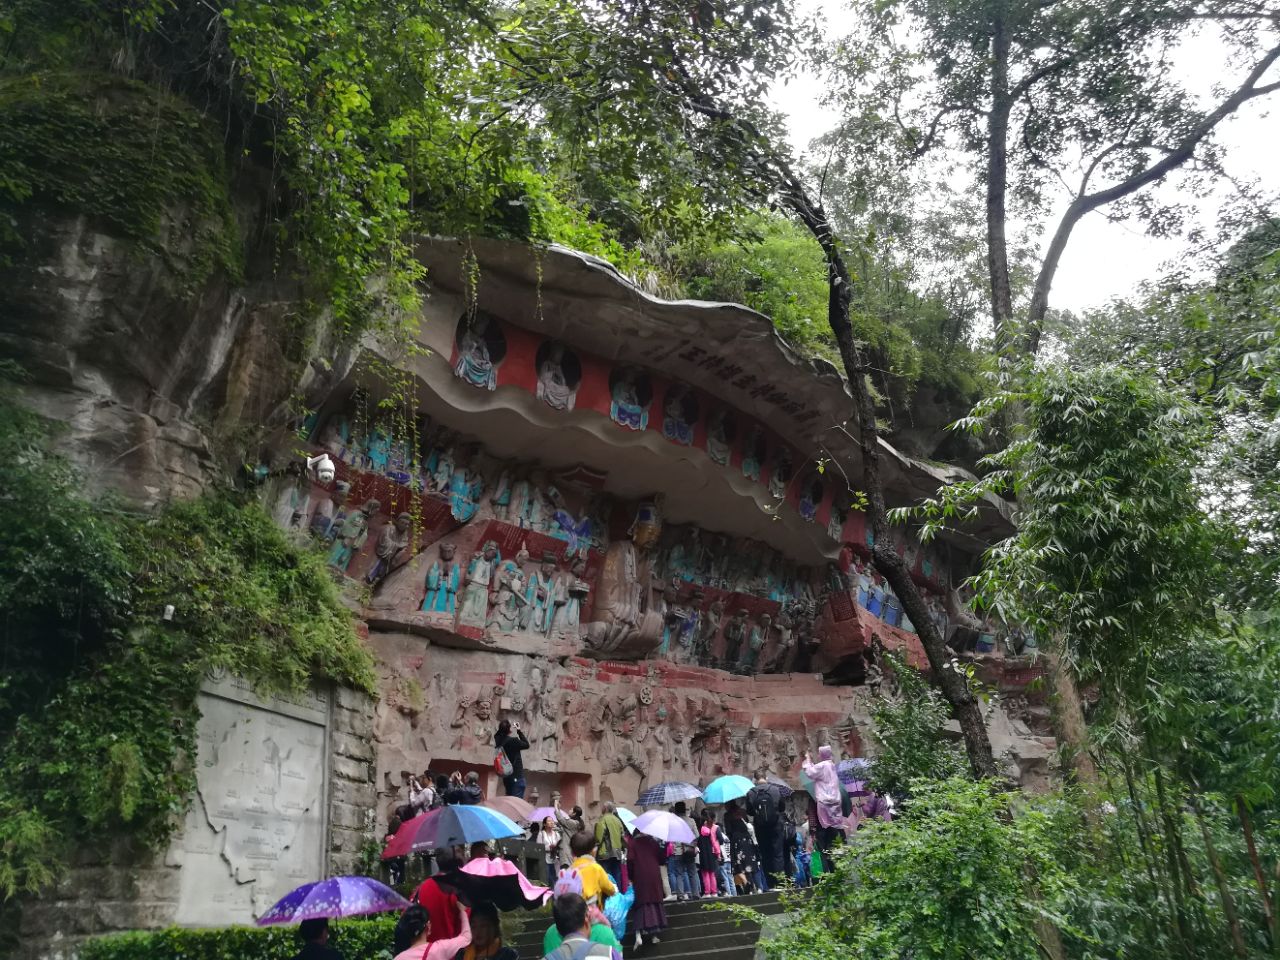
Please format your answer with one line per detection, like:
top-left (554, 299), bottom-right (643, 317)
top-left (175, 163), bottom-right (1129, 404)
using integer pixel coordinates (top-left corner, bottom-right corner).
top-left (769, 7), bottom-right (1278, 313)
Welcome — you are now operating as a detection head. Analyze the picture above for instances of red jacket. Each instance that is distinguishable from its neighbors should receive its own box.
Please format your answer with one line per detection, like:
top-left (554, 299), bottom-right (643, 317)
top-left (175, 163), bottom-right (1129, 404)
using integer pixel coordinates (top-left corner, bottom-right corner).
top-left (412, 877), bottom-right (462, 942)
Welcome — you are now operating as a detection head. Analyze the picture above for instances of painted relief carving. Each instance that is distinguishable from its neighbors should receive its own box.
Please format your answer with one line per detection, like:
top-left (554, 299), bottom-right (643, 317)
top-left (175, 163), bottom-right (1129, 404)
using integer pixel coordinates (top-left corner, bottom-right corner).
top-left (290, 385), bottom-right (959, 674)
top-left (422, 543), bottom-right (461, 616)
top-left (457, 541), bottom-right (500, 638)
top-left (327, 499), bottom-right (379, 571)
top-left (365, 512), bottom-right (412, 585)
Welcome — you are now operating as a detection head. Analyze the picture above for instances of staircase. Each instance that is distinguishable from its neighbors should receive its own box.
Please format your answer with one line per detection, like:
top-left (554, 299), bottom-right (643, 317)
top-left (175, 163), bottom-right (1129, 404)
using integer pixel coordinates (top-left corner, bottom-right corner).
top-left (510, 891), bottom-right (787, 960)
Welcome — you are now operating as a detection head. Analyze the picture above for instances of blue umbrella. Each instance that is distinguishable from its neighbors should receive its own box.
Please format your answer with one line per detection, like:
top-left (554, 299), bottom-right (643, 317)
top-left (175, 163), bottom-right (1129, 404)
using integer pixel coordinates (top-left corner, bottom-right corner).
top-left (616, 807), bottom-right (638, 832)
top-left (702, 775), bottom-right (754, 804)
top-left (637, 781), bottom-right (703, 806)
top-left (256, 876), bottom-right (408, 925)
top-left (384, 805), bottom-right (523, 856)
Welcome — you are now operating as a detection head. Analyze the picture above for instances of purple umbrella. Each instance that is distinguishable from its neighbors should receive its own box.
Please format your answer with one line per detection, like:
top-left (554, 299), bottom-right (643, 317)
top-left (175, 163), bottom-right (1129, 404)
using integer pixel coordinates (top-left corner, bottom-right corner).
top-left (527, 806), bottom-right (557, 824)
top-left (256, 875), bottom-right (409, 925)
top-left (837, 758), bottom-right (872, 786)
top-left (765, 775), bottom-right (795, 797)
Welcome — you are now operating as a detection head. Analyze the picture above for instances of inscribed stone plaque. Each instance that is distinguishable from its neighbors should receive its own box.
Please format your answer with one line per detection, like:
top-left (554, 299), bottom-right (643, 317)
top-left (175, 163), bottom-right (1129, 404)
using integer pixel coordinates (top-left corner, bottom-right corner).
top-left (172, 675), bottom-right (330, 926)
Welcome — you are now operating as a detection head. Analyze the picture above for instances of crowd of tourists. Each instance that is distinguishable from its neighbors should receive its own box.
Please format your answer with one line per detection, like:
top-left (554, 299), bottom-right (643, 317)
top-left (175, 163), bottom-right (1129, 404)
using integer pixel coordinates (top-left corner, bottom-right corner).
top-left (330, 719), bottom-right (876, 960)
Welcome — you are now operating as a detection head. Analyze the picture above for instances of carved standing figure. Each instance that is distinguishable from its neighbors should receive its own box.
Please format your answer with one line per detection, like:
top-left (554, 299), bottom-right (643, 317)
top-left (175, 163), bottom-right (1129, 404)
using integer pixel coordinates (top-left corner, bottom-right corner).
top-left (553, 557), bottom-right (590, 638)
top-left (487, 557), bottom-right (527, 633)
top-left (457, 541), bottom-right (500, 632)
top-left (739, 613), bottom-right (770, 673)
top-left (365, 511), bottom-right (413, 585)
top-left (448, 461), bottom-right (485, 523)
top-left (524, 552), bottom-right (562, 634)
top-left (721, 608), bottom-right (749, 668)
top-left (327, 499), bottom-right (379, 571)
top-left (310, 480), bottom-right (350, 541)
top-left (694, 599), bottom-right (723, 666)
top-left (422, 543), bottom-right (461, 614)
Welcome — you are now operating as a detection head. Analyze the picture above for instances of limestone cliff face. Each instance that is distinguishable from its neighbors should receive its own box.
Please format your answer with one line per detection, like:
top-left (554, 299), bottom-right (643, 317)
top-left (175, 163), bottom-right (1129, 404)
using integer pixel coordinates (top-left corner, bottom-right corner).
top-left (0, 201), bottom-right (355, 505)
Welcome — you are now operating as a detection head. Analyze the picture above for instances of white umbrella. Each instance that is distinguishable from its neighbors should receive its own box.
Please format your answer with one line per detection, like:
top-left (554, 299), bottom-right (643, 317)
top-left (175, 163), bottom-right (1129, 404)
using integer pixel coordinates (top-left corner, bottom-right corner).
top-left (630, 810), bottom-right (696, 844)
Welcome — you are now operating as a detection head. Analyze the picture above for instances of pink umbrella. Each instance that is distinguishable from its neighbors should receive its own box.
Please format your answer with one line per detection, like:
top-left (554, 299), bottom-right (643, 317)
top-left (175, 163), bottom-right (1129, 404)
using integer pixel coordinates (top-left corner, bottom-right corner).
top-left (527, 806), bottom-right (557, 824)
top-left (432, 855), bottom-right (550, 911)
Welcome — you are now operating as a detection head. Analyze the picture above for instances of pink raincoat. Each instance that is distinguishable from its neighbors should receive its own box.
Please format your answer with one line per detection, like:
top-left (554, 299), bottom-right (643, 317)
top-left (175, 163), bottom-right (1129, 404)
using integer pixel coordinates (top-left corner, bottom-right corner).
top-left (802, 746), bottom-right (846, 829)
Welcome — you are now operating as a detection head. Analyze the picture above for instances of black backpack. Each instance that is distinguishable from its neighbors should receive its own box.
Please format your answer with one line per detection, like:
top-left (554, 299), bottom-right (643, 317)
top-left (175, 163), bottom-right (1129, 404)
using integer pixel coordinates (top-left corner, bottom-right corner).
top-left (749, 785), bottom-right (780, 829)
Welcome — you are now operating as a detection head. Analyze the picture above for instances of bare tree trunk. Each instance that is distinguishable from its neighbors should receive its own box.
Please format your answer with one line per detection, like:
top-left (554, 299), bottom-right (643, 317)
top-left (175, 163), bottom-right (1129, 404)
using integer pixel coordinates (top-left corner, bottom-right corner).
top-left (985, 3), bottom-right (1014, 350)
top-left (776, 175), bottom-right (999, 781)
top-left (1121, 749), bottom-right (1192, 958)
top-left (1192, 798), bottom-right (1249, 957)
top-left (1236, 795), bottom-right (1277, 950)
top-left (665, 69), bottom-right (1000, 782)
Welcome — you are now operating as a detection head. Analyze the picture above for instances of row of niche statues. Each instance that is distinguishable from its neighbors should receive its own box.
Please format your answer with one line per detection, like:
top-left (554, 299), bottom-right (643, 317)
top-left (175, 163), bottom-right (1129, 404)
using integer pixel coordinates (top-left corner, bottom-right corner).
top-left (419, 541), bottom-right (592, 641)
top-left (838, 555), bottom-right (951, 637)
top-left (309, 400), bottom-right (950, 572)
top-left (652, 588), bottom-right (824, 675)
top-left (654, 529), bottom-right (821, 605)
top-left (271, 475), bottom-right (417, 584)
top-left (315, 409), bottom-right (612, 554)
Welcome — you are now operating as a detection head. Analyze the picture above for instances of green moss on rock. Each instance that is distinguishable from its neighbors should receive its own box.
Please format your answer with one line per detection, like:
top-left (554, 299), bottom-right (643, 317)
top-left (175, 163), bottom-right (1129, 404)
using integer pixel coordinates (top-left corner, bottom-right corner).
top-left (0, 72), bottom-right (242, 293)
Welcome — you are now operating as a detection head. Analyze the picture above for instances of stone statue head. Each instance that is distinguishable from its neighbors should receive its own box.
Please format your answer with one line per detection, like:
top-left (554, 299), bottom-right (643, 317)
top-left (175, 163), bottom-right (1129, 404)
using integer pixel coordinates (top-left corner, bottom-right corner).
top-left (394, 512), bottom-right (412, 532)
top-left (475, 698), bottom-right (492, 720)
top-left (759, 613), bottom-right (772, 627)
top-left (440, 542), bottom-right (457, 561)
top-left (482, 541), bottom-right (498, 561)
top-left (362, 499), bottom-right (382, 516)
top-left (540, 551), bottom-right (557, 576)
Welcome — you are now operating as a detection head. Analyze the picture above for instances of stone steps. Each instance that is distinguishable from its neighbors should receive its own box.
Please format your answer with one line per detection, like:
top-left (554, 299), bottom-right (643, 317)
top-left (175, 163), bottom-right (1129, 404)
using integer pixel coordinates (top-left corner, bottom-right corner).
top-left (509, 891), bottom-right (786, 960)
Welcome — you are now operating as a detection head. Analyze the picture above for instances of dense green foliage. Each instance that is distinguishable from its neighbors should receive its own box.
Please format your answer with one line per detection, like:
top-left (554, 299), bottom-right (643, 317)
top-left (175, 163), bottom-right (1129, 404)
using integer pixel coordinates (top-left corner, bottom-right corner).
top-left (0, 376), bottom-right (375, 899)
top-left (0, 73), bottom-right (241, 290)
top-left (750, 778), bottom-right (1078, 960)
top-left (0, 0), bottom-right (987, 408)
top-left (963, 365), bottom-right (1219, 694)
top-left (80, 916), bottom-right (397, 960)
top-left (664, 212), bottom-right (985, 407)
top-left (866, 655), bottom-right (966, 799)
top-left (894, 314), bottom-right (1280, 955)
top-left (0, 0), bottom-right (662, 334)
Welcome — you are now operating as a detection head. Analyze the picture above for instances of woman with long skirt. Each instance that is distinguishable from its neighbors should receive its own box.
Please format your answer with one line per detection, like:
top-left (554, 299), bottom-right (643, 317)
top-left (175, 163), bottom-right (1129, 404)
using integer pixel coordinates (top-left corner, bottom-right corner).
top-left (625, 831), bottom-right (668, 949)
